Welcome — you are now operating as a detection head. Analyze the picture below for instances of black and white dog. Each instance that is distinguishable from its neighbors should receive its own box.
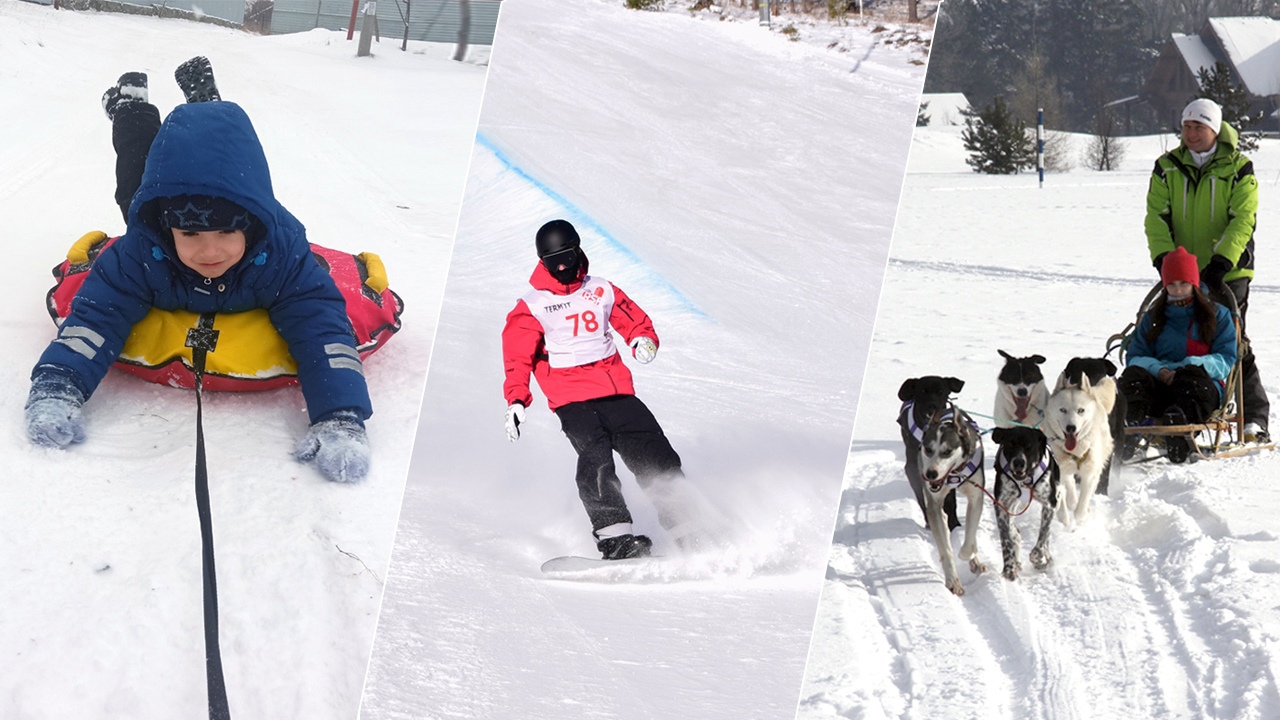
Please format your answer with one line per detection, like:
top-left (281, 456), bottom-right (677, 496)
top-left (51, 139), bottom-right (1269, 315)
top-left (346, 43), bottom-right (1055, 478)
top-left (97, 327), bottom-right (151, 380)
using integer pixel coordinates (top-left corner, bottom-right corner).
top-left (1056, 357), bottom-right (1126, 495)
top-left (991, 426), bottom-right (1059, 581)
top-left (898, 376), bottom-right (988, 596)
top-left (994, 350), bottom-right (1048, 428)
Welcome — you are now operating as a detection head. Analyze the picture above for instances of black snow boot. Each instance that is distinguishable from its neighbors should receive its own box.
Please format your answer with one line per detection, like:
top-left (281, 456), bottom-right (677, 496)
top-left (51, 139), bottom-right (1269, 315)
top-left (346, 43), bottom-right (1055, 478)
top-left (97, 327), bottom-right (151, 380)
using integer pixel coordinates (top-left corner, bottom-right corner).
top-left (175, 56), bottom-right (221, 103)
top-left (101, 72), bottom-right (148, 121)
top-left (597, 533), bottom-right (653, 560)
top-left (1162, 408), bottom-right (1192, 464)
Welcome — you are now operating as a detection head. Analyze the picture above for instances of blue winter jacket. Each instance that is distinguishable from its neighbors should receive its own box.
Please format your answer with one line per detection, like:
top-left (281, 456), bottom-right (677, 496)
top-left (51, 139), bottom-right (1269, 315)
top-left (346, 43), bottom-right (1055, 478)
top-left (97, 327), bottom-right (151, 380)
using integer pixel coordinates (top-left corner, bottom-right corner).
top-left (1126, 297), bottom-right (1236, 398)
top-left (34, 102), bottom-right (371, 423)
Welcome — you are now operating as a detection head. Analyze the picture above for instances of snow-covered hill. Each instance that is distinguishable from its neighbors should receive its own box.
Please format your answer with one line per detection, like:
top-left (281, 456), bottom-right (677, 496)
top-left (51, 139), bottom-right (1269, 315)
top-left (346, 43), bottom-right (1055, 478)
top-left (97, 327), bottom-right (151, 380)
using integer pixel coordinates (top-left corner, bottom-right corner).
top-left (0, 4), bottom-right (485, 718)
top-left (357, 0), bottom-right (928, 718)
top-left (798, 126), bottom-right (1280, 719)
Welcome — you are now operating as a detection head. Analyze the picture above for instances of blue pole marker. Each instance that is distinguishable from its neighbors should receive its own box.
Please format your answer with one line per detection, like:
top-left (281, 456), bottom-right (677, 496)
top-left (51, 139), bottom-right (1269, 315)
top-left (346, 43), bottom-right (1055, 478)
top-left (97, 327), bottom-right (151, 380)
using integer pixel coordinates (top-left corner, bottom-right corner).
top-left (1037, 107), bottom-right (1044, 188)
top-left (474, 132), bottom-right (707, 318)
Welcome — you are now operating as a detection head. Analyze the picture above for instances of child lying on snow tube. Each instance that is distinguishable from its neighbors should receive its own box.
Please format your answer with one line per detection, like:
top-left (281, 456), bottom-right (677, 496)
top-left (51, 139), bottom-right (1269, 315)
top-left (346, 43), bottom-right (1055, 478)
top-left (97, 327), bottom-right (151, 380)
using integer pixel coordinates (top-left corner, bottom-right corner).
top-left (25, 59), bottom-right (403, 484)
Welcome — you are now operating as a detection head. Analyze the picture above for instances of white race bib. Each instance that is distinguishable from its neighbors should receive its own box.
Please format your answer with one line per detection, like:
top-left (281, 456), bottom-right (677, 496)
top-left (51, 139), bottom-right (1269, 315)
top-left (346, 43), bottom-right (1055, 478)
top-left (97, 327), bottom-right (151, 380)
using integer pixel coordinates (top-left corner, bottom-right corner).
top-left (524, 276), bottom-right (618, 368)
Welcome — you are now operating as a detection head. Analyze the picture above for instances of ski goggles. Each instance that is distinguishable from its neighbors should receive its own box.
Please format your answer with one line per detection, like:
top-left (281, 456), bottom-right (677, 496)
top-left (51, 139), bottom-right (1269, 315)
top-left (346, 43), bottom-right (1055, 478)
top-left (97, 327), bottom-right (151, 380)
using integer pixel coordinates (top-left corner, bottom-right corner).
top-left (540, 248), bottom-right (579, 272)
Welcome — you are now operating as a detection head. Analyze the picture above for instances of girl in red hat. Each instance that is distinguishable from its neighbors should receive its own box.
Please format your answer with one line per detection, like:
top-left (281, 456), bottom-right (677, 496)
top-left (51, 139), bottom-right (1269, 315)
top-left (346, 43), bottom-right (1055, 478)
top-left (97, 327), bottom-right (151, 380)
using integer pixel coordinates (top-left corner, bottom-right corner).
top-left (1118, 247), bottom-right (1238, 462)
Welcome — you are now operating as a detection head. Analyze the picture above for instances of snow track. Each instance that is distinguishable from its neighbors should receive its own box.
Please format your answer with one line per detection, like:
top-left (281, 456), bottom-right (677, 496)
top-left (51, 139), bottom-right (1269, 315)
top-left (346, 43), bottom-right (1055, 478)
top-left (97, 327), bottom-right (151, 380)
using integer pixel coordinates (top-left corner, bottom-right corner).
top-left (809, 454), bottom-right (1280, 720)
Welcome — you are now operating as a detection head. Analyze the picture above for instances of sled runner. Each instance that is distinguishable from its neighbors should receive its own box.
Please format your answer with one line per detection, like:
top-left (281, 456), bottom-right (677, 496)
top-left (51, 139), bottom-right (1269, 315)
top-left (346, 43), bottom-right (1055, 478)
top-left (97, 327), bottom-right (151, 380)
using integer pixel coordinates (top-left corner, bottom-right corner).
top-left (1106, 282), bottom-right (1272, 461)
top-left (47, 230), bottom-right (404, 392)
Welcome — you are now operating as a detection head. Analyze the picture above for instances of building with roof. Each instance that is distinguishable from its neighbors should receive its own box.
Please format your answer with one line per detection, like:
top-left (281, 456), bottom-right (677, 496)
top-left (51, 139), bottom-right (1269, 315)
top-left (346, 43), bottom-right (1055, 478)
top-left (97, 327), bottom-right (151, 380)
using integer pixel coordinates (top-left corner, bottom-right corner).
top-left (918, 93), bottom-right (971, 127)
top-left (1141, 16), bottom-right (1280, 133)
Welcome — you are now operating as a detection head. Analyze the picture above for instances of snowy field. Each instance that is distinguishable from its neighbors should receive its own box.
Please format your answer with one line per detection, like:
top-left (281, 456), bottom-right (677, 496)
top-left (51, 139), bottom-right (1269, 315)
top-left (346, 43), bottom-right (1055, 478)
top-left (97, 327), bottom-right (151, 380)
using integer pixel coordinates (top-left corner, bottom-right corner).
top-left (0, 4), bottom-right (485, 718)
top-left (798, 125), bottom-right (1280, 719)
top-left (357, 0), bottom-right (928, 718)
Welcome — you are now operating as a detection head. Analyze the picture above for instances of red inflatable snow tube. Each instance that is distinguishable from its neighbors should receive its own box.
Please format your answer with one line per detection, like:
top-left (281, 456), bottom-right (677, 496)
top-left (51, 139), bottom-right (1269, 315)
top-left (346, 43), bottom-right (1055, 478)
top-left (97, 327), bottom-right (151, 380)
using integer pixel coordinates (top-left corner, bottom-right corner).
top-left (47, 231), bottom-right (404, 392)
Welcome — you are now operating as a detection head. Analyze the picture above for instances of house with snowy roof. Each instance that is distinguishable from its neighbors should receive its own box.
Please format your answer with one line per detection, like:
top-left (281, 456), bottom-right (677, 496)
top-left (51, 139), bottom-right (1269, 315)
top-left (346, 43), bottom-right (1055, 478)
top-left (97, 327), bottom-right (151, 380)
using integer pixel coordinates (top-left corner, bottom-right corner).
top-left (918, 93), bottom-right (971, 127)
top-left (1141, 16), bottom-right (1280, 133)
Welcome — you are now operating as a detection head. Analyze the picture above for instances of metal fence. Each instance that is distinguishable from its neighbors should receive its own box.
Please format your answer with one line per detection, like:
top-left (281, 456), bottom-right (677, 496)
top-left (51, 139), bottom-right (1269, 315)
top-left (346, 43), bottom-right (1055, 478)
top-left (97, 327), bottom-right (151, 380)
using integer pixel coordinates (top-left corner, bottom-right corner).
top-left (19, 0), bottom-right (500, 45)
top-left (270, 0), bottom-right (499, 44)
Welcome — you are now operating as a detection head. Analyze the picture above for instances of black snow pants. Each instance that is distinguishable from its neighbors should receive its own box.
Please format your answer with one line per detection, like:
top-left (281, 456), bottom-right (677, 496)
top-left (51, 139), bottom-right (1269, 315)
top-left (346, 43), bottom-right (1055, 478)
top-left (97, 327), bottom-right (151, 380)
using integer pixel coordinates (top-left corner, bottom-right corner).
top-left (1220, 279), bottom-right (1270, 432)
top-left (554, 394), bottom-right (683, 537)
top-left (1119, 365), bottom-right (1222, 425)
top-left (111, 102), bottom-right (162, 222)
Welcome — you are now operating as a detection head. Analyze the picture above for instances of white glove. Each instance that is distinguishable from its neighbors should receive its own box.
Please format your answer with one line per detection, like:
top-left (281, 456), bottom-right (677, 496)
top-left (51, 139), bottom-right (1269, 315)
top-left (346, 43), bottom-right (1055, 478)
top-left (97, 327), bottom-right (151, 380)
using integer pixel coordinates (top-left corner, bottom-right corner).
top-left (294, 410), bottom-right (371, 483)
top-left (630, 337), bottom-right (658, 364)
top-left (505, 403), bottom-right (526, 442)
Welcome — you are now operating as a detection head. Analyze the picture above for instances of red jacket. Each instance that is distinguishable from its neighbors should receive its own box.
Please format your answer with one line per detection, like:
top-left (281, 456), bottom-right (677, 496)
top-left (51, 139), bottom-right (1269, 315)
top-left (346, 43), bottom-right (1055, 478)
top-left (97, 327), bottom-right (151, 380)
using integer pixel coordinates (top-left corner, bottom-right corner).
top-left (503, 261), bottom-right (658, 411)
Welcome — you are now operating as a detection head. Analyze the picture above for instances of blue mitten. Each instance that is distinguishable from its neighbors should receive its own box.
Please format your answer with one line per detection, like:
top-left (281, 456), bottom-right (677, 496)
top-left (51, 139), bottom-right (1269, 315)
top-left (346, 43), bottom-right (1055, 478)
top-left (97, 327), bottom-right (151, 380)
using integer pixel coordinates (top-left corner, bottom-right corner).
top-left (294, 410), bottom-right (371, 483)
top-left (26, 369), bottom-right (87, 448)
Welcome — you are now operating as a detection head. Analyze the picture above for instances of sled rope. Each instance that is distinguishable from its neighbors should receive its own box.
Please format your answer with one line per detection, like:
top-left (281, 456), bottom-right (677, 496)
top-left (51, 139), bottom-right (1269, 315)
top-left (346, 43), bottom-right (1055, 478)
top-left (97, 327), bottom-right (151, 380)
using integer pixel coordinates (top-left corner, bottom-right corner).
top-left (959, 408), bottom-right (1042, 434)
top-left (186, 313), bottom-right (231, 720)
top-left (962, 477), bottom-right (1034, 518)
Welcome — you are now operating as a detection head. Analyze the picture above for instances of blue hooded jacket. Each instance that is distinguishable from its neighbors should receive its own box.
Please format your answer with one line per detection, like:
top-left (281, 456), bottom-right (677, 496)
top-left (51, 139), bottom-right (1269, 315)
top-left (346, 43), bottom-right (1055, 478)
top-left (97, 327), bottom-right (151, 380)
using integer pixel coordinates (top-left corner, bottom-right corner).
top-left (35, 102), bottom-right (371, 423)
top-left (1126, 296), bottom-right (1236, 399)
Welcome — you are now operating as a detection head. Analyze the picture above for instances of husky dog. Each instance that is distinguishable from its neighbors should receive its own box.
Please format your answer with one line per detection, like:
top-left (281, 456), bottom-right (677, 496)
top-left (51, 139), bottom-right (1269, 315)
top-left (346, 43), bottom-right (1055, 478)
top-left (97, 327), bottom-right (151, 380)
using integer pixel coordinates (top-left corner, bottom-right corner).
top-left (917, 406), bottom-right (988, 595)
top-left (1044, 375), bottom-right (1114, 528)
top-left (994, 350), bottom-right (1048, 428)
top-left (1056, 357), bottom-right (1126, 495)
top-left (898, 376), bottom-right (964, 531)
top-left (991, 426), bottom-right (1059, 580)
top-left (898, 377), bottom-right (987, 596)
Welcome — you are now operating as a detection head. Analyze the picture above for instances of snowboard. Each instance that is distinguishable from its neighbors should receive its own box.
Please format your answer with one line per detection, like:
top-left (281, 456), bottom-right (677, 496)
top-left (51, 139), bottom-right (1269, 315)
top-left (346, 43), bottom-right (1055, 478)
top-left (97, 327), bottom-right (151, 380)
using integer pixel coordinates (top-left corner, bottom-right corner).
top-left (540, 555), bottom-right (664, 574)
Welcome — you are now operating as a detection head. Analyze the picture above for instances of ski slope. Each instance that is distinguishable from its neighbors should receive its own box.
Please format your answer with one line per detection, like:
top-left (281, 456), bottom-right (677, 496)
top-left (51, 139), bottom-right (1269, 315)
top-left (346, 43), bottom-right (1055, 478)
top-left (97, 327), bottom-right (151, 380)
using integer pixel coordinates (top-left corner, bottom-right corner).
top-left (0, 4), bottom-right (485, 718)
top-left (358, 0), bottom-right (929, 718)
top-left (798, 126), bottom-right (1280, 720)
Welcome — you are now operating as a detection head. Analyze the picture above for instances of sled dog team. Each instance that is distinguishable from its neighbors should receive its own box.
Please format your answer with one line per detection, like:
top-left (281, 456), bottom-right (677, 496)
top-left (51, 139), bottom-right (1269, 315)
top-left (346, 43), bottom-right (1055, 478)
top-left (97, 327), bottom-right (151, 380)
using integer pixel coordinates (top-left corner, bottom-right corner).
top-left (898, 352), bottom-right (1128, 597)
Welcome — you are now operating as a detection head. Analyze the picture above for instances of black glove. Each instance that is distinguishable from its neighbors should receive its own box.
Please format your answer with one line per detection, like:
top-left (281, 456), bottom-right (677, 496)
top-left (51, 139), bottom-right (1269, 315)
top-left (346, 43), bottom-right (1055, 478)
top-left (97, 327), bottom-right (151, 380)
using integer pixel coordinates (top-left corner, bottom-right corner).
top-left (1153, 252), bottom-right (1169, 274)
top-left (1201, 255), bottom-right (1233, 289)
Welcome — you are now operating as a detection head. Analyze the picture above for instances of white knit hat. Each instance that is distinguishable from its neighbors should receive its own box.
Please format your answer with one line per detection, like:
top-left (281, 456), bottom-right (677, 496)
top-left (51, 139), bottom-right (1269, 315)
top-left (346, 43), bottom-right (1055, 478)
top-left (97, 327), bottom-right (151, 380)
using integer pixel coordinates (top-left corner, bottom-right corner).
top-left (1181, 98), bottom-right (1222, 133)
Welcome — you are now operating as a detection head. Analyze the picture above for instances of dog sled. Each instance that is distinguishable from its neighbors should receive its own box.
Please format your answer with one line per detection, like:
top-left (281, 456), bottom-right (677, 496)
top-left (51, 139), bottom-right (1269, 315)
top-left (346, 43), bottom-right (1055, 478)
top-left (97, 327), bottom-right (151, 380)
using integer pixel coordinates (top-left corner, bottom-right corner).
top-left (1105, 282), bottom-right (1274, 462)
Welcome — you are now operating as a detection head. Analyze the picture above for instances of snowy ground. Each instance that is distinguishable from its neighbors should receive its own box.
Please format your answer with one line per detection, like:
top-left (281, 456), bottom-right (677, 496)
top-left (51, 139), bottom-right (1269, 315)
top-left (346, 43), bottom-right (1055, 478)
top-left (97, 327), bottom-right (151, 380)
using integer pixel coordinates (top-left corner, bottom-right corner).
top-left (798, 126), bottom-right (1280, 719)
top-left (357, 0), bottom-right (927, 718)
top-left (0, 4), bottom-right (484, 718)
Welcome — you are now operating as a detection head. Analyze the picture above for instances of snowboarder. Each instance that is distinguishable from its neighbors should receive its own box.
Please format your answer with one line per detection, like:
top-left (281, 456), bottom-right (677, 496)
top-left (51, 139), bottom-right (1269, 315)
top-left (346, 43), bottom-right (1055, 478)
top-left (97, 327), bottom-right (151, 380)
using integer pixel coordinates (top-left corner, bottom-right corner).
top-left (502, 219), bottom-right (682, 560)
top-left (25, 58), bottom-right (373, 484)
top-left (1144, 97), bottom-right (1267, 442)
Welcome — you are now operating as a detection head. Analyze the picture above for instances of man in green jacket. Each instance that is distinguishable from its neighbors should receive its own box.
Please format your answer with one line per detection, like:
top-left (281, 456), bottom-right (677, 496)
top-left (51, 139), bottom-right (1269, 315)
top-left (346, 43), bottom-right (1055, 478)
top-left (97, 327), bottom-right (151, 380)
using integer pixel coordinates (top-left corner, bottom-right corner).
top-left (1144, 97), bottom-right (1268, 441)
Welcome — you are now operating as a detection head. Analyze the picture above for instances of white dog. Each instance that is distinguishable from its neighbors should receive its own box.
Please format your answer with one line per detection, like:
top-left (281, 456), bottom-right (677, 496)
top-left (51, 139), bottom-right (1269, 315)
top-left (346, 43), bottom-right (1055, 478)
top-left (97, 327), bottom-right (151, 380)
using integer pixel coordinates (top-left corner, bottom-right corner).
top-left (1044, 375), bottom-right (1114, 528)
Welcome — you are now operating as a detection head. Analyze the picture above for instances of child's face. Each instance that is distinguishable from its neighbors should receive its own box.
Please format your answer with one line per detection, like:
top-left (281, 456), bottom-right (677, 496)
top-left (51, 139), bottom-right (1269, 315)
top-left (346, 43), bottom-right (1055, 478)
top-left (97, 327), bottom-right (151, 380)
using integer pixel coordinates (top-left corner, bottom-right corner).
top-left (172, 229), bottom-right (247, 278)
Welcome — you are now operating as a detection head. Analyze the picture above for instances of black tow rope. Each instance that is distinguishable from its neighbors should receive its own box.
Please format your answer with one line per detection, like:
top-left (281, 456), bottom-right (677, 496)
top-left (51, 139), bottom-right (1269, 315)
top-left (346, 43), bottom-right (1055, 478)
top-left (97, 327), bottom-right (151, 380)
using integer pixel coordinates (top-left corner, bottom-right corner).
top-left (185, 313), bottom-right (230, 720)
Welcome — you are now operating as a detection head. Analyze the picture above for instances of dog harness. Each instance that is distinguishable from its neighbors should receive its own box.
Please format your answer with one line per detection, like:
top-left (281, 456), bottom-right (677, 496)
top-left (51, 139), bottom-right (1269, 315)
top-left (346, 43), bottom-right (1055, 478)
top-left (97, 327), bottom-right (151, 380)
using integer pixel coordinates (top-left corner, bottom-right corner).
top-left (944, 444), bottom-right (984, 487)
top-left (995, 445), bottom-right (1052, 512)
top-left (902, 400), bottom-right (983, 486)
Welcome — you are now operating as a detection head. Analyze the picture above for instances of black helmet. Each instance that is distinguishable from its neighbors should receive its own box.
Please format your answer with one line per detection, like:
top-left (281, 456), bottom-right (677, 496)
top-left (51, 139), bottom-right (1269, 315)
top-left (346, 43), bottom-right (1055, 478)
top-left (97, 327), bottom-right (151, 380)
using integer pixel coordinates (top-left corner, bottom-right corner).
top-left (535, 219), bottom-right (580, 257)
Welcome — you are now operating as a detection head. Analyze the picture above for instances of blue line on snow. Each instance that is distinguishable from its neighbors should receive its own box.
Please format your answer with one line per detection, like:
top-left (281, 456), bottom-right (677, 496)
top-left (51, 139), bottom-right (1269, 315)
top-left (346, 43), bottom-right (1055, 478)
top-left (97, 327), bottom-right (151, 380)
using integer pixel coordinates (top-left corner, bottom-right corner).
top-left (474, 132), bottom-right (706, 318)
